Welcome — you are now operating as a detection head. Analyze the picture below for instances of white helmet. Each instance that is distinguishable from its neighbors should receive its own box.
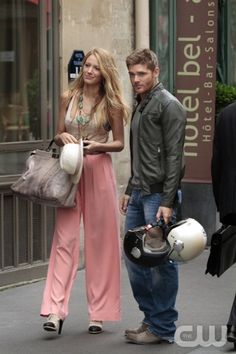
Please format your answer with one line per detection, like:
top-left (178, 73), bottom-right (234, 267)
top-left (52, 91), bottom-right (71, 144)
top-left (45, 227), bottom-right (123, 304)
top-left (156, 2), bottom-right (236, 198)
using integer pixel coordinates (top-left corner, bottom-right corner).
top-left (167, 218), bottom-right (207, 262)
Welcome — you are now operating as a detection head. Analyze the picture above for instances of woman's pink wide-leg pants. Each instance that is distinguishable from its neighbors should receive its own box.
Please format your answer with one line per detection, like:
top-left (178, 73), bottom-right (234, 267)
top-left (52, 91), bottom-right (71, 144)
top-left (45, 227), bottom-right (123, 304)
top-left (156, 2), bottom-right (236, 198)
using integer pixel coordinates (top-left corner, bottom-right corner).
top-left (40, 153), bottom-right (121, 321)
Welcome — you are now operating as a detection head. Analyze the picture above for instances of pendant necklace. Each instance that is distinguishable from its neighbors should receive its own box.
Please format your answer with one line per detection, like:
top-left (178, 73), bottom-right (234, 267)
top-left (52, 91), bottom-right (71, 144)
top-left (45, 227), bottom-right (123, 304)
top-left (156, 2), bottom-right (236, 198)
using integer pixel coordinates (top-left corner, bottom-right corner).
top-left (76, 93), bottom-right (91, 126)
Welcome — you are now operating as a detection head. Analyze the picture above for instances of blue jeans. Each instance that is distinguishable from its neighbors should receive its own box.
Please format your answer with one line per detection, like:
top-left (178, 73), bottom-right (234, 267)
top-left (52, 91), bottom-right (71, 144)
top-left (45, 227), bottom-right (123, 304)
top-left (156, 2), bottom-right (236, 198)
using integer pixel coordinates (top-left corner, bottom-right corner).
top-left (124, 189), bottom-right (178, 342)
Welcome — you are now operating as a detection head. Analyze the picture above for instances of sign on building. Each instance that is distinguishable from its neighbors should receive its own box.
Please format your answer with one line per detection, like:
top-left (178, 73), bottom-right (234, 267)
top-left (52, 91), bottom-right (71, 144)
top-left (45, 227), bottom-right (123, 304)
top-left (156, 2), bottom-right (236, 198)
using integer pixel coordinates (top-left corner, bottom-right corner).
top-left (175, 0), bottom-right (218, 183)
top-left (68, 50), bottom-right (84, 82)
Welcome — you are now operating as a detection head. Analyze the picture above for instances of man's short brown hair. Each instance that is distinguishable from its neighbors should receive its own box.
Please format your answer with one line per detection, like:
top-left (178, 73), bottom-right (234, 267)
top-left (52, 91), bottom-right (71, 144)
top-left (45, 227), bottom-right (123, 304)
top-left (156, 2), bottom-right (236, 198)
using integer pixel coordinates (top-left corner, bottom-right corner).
top-left (126, 48), bottom-right (159, 70)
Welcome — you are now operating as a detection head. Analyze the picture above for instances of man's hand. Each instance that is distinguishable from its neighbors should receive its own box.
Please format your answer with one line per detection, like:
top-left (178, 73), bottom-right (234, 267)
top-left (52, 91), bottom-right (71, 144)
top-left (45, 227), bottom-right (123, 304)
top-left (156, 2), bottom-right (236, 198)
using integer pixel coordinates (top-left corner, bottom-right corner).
top-left (156, 206), bottom-right (173, 224)
top-left (119, 194), bottom-right (130, 215)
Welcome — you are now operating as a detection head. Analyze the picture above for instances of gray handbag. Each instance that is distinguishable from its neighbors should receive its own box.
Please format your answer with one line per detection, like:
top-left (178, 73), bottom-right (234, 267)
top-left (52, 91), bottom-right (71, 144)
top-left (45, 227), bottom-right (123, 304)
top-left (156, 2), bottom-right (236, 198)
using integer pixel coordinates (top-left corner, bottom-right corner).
top-left (11, 140), bottom-right (78, 208)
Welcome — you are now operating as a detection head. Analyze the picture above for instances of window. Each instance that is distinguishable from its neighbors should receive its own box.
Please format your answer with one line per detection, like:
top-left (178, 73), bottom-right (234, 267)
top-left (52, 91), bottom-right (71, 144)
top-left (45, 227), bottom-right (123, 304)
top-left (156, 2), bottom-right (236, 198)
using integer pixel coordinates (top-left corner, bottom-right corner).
top-left (149, 0), bottom-right (175, 91)
top-left (217, 0), bottom-right (236, 85)
top-left (0, 0), bottom-right (59, 177)
top-left (0, 0), bottom-right (59, 283)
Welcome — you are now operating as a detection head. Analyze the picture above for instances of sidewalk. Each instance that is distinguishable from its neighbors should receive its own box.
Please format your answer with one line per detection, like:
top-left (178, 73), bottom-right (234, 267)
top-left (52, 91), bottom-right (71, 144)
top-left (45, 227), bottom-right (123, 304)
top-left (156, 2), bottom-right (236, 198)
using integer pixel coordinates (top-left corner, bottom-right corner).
top-left (0, 249), bottom-right (235, 354)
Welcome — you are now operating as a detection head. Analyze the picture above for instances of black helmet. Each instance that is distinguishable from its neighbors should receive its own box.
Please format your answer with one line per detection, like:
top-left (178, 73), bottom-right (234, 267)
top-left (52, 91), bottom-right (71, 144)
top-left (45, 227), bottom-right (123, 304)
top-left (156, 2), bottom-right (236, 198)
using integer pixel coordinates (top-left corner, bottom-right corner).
top-left (123, 221), bottom-right (171, 267)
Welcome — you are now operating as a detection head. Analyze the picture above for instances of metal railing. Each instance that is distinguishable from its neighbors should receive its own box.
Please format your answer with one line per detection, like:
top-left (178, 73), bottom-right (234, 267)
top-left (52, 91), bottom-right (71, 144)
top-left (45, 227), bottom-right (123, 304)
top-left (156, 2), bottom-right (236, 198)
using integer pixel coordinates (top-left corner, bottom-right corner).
top-left (0, 185), bottom-right (55, 288)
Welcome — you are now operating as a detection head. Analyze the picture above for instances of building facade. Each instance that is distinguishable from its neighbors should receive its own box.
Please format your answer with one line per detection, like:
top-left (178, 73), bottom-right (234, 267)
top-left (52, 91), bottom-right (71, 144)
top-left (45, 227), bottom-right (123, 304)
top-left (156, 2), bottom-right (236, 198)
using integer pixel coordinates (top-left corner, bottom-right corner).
top-left (0, 0), bottom-right (236, 287)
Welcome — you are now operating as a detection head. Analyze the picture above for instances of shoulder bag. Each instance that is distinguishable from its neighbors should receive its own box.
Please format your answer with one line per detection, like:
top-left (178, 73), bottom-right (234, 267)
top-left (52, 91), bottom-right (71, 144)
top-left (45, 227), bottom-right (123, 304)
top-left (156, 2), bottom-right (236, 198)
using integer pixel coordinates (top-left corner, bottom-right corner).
top-left (11, 140), bottom-right (80, 208)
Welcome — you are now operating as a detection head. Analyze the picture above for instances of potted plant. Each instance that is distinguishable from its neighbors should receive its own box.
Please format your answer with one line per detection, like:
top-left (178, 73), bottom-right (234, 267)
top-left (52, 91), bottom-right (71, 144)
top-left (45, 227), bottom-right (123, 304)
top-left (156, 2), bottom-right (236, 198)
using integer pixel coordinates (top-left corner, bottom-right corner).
top-left (215, 81), bottom-right (236, 116)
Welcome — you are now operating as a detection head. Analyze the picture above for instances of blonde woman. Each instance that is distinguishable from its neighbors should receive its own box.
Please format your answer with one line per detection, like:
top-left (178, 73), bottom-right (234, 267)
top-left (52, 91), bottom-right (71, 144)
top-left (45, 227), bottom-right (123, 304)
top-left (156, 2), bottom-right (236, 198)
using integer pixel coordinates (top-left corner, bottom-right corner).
top-left (41, 48), bottom-right (129, 335)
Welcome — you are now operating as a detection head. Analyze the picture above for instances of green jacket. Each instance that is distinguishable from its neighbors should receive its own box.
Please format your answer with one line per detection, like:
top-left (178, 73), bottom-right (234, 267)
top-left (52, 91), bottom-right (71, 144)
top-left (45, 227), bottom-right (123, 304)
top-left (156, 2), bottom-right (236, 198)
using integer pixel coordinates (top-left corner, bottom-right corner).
top-left (125, 83), bottom-right (186, 208)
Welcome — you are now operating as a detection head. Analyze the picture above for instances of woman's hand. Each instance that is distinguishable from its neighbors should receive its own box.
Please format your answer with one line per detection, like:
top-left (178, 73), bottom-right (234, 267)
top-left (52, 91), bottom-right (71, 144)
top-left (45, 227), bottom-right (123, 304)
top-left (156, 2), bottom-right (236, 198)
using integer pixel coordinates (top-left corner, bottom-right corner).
top-left (55, 132), bottom-right (78, 145)
top-left (83, 140), bottom-right (101, 154)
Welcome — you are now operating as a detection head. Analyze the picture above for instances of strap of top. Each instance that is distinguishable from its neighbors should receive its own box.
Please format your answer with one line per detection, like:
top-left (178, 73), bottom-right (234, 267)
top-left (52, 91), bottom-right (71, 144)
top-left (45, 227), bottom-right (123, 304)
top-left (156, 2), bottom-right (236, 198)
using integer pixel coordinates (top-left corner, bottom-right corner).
top-left (65, 94), bottom-right (76, 122)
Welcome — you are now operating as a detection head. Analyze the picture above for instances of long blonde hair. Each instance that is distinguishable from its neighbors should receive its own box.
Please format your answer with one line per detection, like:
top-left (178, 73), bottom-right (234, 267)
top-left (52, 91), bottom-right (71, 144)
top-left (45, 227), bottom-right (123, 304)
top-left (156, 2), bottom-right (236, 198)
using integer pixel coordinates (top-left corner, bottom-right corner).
top-left (67, 48), bottom-right (129, 127)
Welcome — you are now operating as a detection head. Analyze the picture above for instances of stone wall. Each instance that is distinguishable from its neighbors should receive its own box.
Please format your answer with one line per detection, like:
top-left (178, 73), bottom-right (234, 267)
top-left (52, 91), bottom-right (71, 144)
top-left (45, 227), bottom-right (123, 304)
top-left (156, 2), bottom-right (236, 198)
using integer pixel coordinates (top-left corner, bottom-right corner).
top-left (60, 0), bottom-right (134, 192)
top-left (60, 0), bottom-right (134, 264)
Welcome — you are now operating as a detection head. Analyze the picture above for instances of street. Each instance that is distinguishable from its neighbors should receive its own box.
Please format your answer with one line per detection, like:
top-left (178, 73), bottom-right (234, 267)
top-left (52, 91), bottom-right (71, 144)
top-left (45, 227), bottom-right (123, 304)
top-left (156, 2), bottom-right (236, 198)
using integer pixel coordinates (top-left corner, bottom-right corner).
top-left (0, 249), bottom-right (235, 354)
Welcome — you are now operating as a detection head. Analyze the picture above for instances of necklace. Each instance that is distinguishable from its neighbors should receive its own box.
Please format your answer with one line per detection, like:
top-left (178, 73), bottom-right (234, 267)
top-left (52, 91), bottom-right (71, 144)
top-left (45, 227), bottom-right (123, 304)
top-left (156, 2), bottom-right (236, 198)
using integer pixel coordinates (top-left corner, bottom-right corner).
top-left (76, 94), bottom-right (91, 126)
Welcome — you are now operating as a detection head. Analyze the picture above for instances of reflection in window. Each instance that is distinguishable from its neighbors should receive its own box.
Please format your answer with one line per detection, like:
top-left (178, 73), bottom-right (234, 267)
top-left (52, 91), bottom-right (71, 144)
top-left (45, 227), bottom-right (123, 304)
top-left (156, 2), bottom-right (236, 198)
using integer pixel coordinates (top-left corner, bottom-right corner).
top-left (0, 0), bottom-right (40, 142)
top-left (0, 0), bottom-right (56, 176)
top-left (156, 1), bottom-right (169, 87)
top-left (150, 0), bottom-right (170, 89)
top-left (0, 0), bottom-right (53, 143)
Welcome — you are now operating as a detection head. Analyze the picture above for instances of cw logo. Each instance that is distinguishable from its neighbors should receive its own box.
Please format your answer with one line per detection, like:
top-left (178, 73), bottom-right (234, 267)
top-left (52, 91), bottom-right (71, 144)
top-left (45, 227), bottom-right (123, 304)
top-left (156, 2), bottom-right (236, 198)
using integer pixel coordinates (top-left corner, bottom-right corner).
top-left (175, 325), bottom-right (227, 347)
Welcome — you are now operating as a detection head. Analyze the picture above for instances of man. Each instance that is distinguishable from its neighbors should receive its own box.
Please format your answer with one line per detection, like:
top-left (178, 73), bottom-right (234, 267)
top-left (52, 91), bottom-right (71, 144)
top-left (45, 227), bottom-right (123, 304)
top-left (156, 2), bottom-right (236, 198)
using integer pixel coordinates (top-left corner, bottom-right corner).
top-left (211, 101), bottom-right (236, 347)
top-left (120, 48), bottom-right (186, 344)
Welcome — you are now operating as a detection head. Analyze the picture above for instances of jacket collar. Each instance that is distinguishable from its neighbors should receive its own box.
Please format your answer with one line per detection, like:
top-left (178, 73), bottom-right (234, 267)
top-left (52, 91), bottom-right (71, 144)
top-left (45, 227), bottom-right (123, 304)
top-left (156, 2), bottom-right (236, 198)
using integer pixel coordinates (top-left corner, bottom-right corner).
top-left (136, 82), bottom-right (164, 113)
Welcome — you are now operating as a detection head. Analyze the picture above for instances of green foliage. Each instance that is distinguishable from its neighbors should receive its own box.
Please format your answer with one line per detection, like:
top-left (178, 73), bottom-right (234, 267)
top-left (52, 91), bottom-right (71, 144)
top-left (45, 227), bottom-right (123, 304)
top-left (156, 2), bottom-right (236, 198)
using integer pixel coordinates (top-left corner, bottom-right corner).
top-left (215, 81), bottom-right (236, 115)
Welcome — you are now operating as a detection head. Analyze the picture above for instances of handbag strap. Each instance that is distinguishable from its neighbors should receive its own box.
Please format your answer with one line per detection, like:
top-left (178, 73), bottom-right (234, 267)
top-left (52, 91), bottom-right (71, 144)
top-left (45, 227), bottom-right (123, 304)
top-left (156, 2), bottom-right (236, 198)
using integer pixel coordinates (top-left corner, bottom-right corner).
top-left (46, 139), bottom-right (55, 152)
top-left (45, 139), bottom-right (60, 158)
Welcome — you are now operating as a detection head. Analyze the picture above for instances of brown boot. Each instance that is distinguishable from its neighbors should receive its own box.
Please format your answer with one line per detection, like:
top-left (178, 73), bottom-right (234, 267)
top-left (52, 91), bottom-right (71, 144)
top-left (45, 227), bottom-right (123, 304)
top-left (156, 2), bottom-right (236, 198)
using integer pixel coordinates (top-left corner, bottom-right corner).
top-left (126, 329), bottom-right (173, 345)
top-left (125, 322), bottom-right (149, 336)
